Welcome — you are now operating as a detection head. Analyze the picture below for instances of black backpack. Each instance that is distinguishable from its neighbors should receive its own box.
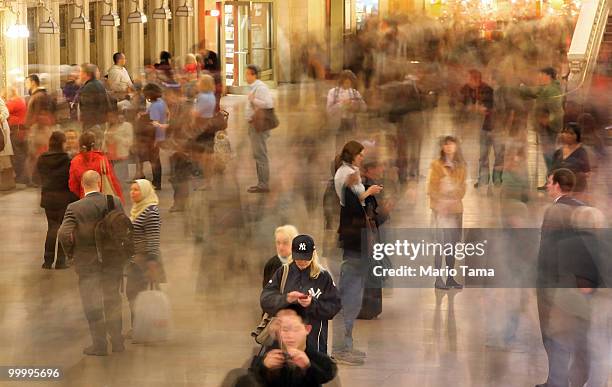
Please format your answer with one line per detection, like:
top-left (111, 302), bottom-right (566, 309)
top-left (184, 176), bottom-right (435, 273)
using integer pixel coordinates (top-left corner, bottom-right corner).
top-left (94, 195), bottom-right (134, 268)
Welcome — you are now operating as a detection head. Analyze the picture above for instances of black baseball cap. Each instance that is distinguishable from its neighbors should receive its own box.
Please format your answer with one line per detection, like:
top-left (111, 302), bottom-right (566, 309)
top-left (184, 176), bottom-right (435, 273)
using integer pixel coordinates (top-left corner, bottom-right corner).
top-left (292, 234), bottom-right (315, 260)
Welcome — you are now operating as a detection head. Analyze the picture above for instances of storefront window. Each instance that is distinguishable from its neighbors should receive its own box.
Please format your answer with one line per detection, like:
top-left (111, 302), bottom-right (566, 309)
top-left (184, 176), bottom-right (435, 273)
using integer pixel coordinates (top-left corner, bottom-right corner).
top-left (356, 0), bottom-right (378, 30)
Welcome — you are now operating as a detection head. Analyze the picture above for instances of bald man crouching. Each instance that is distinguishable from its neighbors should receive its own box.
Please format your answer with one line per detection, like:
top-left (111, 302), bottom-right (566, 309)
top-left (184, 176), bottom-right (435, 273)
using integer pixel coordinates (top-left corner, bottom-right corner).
top-left (58, 170), bottom-right (126, 356)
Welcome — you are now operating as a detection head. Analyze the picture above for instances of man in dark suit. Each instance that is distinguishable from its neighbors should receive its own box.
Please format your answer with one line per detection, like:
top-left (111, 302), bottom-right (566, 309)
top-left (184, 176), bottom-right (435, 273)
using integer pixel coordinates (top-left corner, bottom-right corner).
top-left (536, 168), bottom-right (586, 387)
top-left (58, 170), bottom-right (125, 356)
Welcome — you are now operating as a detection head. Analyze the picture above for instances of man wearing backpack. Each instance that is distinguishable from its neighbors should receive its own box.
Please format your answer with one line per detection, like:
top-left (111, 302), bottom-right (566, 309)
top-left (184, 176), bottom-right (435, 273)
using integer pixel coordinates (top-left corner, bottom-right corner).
top-left (58, 170), bottom-right (129, 356)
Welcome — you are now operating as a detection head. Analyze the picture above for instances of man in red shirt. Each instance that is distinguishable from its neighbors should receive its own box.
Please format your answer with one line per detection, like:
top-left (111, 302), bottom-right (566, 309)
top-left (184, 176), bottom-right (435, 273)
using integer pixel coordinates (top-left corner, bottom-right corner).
top-left (4, 87), bottom-right (28, 184)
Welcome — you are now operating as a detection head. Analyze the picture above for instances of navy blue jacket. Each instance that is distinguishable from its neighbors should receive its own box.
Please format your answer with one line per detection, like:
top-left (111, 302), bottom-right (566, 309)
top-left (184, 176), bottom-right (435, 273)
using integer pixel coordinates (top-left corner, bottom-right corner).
top-left (261, 262), bottom-right (341, 353)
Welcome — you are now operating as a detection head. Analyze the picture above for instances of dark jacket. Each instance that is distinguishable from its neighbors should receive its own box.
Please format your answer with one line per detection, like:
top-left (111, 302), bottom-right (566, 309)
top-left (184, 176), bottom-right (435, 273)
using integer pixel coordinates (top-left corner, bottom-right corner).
top-left (338, 186), bottom-right (366, 253)
top-left (36, 151), bottom-right (78, 209)
top-left (263, 255), bottom-right (284, 288)
top-left (251, 341), bottom-right (337, 387)
top-left (79, 79), bottom-right (110, 128)
top-left (459, 82), bottom-right (494, 131)
top-left (261, 262), bottom-right (341, 353)
top-left (337, 185), bottom-right (383, 255)
top-left (25, 88), bottom-right (56, 128)
top-left (537, 195), bottom-right (585, 287)
top-left (58, 192), bottom-right (124, 274)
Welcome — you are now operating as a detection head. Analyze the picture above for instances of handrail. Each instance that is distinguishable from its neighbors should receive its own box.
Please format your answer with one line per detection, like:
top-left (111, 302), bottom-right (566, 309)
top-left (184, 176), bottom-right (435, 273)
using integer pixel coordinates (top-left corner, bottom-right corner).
top-left (566, 0), bottom-right (611, 101)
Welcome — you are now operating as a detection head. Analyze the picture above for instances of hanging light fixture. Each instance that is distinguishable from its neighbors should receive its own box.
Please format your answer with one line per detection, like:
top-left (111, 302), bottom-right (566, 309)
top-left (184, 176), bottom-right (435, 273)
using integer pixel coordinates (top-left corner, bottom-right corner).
top-left (175, 0), bottom-right (193, 17)
top-left (5, 6), bottom-right (30, 38)
top-left (100, 0), bottom-right (121, 27)
top-left (70, 0), bottom-right (91, 29)
top-left (127, 0), bottom-right (147, 23)
top-left (152, 0), bottom-right (172, 20)
top-left (38, 1), bottom-right (60, 34)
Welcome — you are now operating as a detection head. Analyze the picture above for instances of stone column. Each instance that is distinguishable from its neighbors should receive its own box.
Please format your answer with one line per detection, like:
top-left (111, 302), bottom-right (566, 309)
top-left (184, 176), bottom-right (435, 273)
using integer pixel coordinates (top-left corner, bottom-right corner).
top-left (122, 0), bottom-right (145, 80)
top-left (148, 0), bottom-right (170, 65)
top-left (172, 0), bottom-right (194, 64)
top-left (97, 0), bottom-right (119, 76)
top-left (36, 4), bottom-right (61, 94)
top-left (68, 0), bottom-right (91, 65)
top-left (4, 3), bottom-right (28, 94)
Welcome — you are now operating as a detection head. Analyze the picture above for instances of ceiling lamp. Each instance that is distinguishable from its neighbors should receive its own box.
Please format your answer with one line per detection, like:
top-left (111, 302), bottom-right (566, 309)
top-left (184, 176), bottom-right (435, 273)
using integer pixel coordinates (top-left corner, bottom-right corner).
top-left (152, 3), bottom-right (172, 20)
top-left (175, 1), bottom-right (193, 17)
top-left (100, 11), bottom-right (120, 26)
top-left (39, 17), bottom-right (60, 34)
top-left (38, 1), bottom-right (60, 34)
top-left (100, 0), bottom-right (120, 27)
top-left (70, 2), bottom-right (91, 30)
top-left (128, 0), bottom-right (147, 23)
top-left (5, 7), bottom-right (29, 38)
top-left (6, 23), bottom-right (29, 38)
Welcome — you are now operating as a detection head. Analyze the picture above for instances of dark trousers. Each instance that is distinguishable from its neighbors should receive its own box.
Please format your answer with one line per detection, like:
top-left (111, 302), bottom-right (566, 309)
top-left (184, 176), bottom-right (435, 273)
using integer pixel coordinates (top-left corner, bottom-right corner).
top-left (477, 130), bottom-right (505, 185)
top-left (172, 180), bottom-right (189, 209)
top-left (396, 113), bottom-right (424, 183)
top-left (151, 145), bottom-right (162, 189)
top-left (10, 128), bottom-right (28, 184)
top-left (77, 268), bottom-right (124, 349)
top-left (537, 289), bottom-right (590, 387)
top-left (43, 208), bottom-right (67, 267)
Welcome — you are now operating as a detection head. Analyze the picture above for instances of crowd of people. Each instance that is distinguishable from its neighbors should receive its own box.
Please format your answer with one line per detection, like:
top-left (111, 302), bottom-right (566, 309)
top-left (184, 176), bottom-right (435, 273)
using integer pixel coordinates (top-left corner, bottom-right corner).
top-left (0, 10), bottom-right (610, 387)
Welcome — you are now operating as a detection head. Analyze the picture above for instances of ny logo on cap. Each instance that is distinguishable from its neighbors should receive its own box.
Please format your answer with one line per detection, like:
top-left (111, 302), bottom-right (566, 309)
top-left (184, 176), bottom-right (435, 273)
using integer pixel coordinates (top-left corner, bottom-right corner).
top-left (299, 243), bottom-right (306, 251)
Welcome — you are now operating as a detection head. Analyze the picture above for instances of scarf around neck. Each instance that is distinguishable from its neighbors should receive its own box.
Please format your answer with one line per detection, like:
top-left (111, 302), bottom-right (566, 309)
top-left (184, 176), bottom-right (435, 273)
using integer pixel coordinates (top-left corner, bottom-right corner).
top-left (130, 179), bottom-right (159, 221)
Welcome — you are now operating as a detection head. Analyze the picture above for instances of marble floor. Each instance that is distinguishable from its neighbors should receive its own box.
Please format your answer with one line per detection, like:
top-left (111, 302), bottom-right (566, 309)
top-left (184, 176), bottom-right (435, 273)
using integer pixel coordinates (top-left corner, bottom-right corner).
top-left (0, 85), bottom-right (610, 387)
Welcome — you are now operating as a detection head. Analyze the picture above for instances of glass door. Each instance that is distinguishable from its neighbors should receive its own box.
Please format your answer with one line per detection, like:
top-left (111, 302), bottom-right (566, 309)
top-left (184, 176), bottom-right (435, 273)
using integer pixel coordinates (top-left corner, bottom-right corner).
top-left (249, 2), bottom-right (273, 80)
top-left (218, 0), bottom-right (275, 91)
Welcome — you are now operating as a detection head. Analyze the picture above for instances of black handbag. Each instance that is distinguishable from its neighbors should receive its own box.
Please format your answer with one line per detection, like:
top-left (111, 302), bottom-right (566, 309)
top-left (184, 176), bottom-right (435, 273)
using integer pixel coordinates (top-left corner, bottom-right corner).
top-left (252, 108), bottom-right (279, 132)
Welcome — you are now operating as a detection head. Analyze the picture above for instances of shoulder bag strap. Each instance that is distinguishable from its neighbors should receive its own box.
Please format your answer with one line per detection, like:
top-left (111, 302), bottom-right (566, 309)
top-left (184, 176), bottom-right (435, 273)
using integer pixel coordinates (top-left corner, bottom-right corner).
top-left (106, 194), bottom-right (115, 212)
top-left (280, 263), bottom-right (289, 293)
top-left (100, 159), bottom-right (107, 176)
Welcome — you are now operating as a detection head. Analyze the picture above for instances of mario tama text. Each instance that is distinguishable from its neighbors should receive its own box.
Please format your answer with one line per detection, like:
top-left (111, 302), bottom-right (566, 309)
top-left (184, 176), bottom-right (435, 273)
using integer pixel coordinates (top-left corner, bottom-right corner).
top-left (372, 240), bottom-right (494, 278)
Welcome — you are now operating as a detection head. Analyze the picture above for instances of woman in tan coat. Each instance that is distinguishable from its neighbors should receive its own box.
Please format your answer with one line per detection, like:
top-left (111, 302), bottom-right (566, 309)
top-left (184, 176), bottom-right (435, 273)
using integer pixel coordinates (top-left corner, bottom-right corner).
top-left (427, 136), bottom-right (466, 289)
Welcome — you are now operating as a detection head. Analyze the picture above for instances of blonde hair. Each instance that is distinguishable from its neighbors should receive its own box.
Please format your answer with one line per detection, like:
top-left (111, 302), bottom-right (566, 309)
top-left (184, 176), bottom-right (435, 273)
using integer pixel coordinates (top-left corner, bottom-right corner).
top-left (198, 74), bottom-right (215, 93)
top-left (185, 53), bottom-right (197, 65)
top-left (274, 225), bottom-right (298, 241)
top-left (287, 250), bottom-right (324, 280)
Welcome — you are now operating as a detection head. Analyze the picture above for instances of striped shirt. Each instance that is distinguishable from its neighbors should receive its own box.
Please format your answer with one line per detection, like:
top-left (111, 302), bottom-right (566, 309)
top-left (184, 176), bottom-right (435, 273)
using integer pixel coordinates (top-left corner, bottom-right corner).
top-left (132, 205), bottom-right (161, 261)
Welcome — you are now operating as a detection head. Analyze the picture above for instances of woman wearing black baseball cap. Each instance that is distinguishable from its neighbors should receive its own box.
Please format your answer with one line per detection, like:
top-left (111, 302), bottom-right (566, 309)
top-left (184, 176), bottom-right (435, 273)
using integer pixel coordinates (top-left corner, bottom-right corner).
top-left (261, 234), bottom-right (341, 354)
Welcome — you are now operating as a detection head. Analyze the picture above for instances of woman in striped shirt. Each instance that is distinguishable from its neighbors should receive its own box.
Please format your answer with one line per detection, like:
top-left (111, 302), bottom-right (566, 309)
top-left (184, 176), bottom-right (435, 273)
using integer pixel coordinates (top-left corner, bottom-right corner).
top-left (126, 179), bottom-right (166, 328)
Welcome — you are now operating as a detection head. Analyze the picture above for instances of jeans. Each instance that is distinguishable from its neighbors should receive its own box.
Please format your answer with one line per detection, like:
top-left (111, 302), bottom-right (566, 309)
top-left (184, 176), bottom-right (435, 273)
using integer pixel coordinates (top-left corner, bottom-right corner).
top-left (432, 212), bottom-right (463, 276)
top-left (477, 130), bottom-right (505, 186)
top-left (248, 127), bottom-right (270, 189)
top-left (10, 127), bottom-right (28, 184)
top-left (43, 208), bottom-right (67, 267)
top-left (111, 159), bottom-right (129, 195)
top-left (332, 253), bottom-right (368, 353)
top-left (537, 125), bottom-right (557, 174)
top-left (78, 268), bottom-right (124, 348)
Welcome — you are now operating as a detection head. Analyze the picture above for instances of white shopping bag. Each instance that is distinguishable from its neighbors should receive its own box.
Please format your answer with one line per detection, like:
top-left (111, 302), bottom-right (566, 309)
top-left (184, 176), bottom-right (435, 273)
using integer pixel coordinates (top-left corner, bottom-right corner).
top-left (132, 288), bottom-right (173, 343)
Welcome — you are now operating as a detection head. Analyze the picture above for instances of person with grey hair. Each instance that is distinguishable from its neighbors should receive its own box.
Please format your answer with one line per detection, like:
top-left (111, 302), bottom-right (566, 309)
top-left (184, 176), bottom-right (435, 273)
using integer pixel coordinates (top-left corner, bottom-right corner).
top-left (58, 170), bottom-right (126, 356)
top-left (245, 64), bottom-right (274, 193)
top-left (78, 63), bottom-right (115, 142)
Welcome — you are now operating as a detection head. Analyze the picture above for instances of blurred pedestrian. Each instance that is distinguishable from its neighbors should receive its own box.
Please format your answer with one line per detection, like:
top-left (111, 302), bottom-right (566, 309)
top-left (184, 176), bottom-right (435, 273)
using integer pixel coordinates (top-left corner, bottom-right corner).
top-left (36, 131), bottom-right (78, 269)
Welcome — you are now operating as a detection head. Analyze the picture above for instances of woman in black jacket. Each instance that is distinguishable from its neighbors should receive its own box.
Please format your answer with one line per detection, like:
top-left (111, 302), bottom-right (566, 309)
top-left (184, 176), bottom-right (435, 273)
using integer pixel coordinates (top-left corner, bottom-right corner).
top-left (36, 131), bottom-right (78, 269)
top-left (261, 235), bottom-right (341, 354)
top-left (331, 141), bottom-right (382, 365)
